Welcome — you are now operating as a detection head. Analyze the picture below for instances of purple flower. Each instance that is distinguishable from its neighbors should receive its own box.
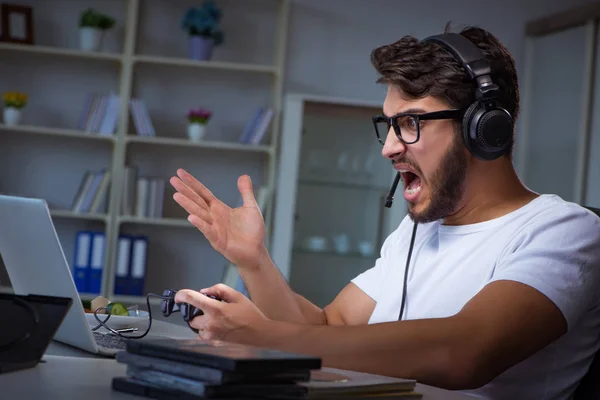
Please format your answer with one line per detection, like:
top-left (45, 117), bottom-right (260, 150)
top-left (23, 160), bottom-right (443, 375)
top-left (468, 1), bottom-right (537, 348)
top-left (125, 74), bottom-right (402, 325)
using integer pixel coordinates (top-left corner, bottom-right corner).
top-left (187, 108), bottom-right (212, 124)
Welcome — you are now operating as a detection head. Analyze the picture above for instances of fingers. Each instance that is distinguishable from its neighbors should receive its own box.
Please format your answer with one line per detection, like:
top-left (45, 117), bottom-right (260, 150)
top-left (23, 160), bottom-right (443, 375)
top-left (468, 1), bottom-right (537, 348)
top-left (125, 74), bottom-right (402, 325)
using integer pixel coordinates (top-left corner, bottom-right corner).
top-left (175, 289), bottom-right (223, 314)
top-left (170, 175), bottom-right (210, 212)
top-left (237, 175), bottom-right (258, 208)
top-left (177, 169), bottom-right (218, 206)
top-left (200, 283), bottom-right (245, 304)
top-left (188, 314), bottom-right (208, 331)
top-left (172, 190), bottom-right (213, 225)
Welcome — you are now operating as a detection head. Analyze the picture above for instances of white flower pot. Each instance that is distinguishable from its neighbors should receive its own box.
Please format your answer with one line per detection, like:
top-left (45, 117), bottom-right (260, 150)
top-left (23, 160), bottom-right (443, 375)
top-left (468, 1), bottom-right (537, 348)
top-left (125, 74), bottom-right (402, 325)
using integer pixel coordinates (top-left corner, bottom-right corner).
top-left (79, 27), bottom-right (104, 52)
top-left (187, 123), bottom-right (206, 142)
top-left (3, 107), bottom-right (21, 126)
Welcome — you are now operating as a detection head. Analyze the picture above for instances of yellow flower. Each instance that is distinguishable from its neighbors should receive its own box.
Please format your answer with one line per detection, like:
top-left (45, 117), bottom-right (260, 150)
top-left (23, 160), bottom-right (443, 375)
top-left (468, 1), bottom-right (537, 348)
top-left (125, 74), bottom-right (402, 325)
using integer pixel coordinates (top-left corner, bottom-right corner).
top-left (3, 91), bottom-right (27, 109)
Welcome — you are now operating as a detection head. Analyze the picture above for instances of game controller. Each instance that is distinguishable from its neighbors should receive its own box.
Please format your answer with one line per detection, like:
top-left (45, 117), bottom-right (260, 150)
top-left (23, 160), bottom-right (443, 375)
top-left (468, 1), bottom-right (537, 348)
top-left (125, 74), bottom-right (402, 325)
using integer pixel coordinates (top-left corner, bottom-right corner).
top-left (160, 289), bottom-right (221, 333)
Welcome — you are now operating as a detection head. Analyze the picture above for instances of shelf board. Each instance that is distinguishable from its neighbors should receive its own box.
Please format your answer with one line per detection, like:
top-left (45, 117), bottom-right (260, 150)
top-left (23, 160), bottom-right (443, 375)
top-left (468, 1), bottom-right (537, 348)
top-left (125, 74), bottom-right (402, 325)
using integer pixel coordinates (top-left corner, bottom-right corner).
top-left (134, 54), bottom-right (277, 74)
top-left (0, 124), bottom-right (116, 142)
top-left (298, 179), bottom-right (389, 192)
top-left (50, 209), bottom-right (108, 223)
top-left (0, 42), bottom-right (122, 61)
top-left (119, 216), bottom-right (194, 229)
top-left (126, 135), bottom-right (272, 154)
top-left (293, 248), bottom-right (376, 260)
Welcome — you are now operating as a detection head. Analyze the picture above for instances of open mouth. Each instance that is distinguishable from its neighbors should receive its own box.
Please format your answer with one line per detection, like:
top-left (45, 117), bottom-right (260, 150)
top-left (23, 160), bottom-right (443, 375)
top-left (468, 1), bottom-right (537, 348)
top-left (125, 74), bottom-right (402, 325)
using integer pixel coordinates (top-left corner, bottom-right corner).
top-left (399, 170), bottom-right (423, 196)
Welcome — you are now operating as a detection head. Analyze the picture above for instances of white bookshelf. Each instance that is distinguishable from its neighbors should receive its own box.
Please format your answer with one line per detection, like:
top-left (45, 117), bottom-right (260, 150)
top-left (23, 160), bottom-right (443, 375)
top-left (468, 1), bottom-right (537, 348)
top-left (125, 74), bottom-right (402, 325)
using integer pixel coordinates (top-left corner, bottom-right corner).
top-left (0, 0), bottom-right (289, 302)
top-left (0, 42), bottom-right (123, 62)
top-left (125, 135), bottom-right (273, 154)
top-left (0, 123), bottom-right (116, 142)
top-left (118, 216), bottom-right (193, 229)
top-left (133, 54), bottom-right (277, 75)
top-left (50, 209), bottom-right (109, 223)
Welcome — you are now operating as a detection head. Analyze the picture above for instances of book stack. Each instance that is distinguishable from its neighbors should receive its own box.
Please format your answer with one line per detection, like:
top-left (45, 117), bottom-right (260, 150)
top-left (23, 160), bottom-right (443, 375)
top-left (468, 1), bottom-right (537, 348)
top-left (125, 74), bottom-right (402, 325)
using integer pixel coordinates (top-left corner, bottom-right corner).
top-left (239, 107), bottom-right (274, 145)
top-left (120, 166), bottom-right (165, 218)
top-left (112, 338), bottom-right (422, 399)
top-left (129, 98), bottom-right (156, 137)
top-left (77, 93), bottom-right (121, 135)
top-left (71, 169), bottom-right (111, 214)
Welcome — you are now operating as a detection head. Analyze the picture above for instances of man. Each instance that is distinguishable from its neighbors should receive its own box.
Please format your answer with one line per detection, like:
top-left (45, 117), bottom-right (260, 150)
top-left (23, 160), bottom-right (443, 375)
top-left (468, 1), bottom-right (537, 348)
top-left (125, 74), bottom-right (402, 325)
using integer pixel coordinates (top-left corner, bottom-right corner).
top-left (169, 25), bottom-right (600, 399)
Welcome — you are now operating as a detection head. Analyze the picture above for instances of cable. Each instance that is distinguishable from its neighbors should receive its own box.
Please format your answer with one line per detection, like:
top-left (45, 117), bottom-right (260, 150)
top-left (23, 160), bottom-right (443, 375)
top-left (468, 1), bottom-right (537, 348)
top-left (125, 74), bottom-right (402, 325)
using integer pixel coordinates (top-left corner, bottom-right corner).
top-left (398, 221), bottom-right (418, 321)
top-left (0, 296), bottom-right (40, 352)
top-left (91, 292), bottom-right (171, 340)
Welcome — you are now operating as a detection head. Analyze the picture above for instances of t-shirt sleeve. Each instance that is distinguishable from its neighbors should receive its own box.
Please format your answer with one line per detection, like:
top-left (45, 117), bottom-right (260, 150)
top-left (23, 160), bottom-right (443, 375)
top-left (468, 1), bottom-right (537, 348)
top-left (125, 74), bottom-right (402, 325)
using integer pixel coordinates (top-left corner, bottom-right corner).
top-left (351, 256), bottom-right (386, 302)
top-left (351, 216), bottom-right (409, 302)
top-left (489, 206), bottom-right (600, 330)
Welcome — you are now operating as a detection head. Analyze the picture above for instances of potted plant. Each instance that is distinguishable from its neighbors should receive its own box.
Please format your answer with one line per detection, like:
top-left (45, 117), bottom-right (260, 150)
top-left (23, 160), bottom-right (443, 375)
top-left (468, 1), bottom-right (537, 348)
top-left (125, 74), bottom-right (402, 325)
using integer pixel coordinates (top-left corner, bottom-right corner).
top-left (181, 1), bottom-right (224, 61)
top-left (2, 92), bottom-right (27, 126)
top-left (79, 8), bottom-right (116, 52)
top-left (186, 108), bottom-right (212, 141)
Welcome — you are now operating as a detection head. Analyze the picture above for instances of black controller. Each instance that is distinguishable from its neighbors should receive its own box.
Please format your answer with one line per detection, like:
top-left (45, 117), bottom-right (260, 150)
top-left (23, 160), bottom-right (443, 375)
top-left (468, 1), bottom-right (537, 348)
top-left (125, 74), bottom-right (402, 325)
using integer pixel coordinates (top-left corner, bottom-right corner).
top-left (160, 289), bottom-right (221, 333)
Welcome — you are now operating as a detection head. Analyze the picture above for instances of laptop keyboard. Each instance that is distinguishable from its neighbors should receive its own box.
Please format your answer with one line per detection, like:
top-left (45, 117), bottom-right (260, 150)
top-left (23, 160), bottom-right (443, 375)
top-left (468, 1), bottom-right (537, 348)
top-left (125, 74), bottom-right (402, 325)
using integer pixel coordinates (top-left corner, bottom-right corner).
top-left (92, 331), bottom-right (128, 351)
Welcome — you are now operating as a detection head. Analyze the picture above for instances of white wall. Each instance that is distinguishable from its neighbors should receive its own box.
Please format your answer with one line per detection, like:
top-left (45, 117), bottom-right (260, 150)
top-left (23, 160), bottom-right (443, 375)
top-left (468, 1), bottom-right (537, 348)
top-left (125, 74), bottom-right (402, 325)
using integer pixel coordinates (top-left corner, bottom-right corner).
top-left (281, 0), bottom-right (598, 238)
top-left (284, 0), bottom-right (595, 101)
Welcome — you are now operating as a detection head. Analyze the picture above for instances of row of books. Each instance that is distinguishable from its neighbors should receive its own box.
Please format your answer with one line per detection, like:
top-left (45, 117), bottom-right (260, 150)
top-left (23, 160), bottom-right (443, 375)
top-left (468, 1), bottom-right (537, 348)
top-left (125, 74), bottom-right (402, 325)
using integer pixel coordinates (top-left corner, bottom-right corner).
top-left (238, 107), bottom-right (273, 144)
top-left (77, 92), bottom-right (155, 136)
top-left (72, 230), bottom-right (148, 296)
top-left (71, 169), bottom-right (111, 214)
top-left (121, 166), bottom-right (165, 218)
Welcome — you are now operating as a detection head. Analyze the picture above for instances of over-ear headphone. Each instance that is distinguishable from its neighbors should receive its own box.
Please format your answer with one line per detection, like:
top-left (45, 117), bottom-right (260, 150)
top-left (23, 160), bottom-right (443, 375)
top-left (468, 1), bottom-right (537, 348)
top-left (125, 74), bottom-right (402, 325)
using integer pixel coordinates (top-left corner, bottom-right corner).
top-left (422, 33), bottom-right (514, 161)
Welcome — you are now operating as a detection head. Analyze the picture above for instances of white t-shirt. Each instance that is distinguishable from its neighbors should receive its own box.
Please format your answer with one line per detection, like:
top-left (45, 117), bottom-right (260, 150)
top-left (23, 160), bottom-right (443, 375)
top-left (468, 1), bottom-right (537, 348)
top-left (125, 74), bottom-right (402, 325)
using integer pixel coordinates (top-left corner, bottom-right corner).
top-left (351, 194), bottom-right (600, 400)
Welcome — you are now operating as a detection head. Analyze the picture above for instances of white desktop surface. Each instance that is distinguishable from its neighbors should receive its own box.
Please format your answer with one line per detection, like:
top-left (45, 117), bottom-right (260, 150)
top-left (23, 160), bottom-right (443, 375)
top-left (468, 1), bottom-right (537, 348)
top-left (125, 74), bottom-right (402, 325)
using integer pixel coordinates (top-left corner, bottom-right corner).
top-left (0, 320), bottom-right (477, 400)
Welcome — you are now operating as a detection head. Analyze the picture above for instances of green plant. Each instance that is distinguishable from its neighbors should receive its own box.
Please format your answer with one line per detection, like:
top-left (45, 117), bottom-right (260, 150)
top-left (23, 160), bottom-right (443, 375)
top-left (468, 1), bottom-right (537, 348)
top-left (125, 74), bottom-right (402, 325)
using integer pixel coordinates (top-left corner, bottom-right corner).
top-left (79, 8), bottom-right (116, 30)
top-left (181, 1), bottom-right (224, 45)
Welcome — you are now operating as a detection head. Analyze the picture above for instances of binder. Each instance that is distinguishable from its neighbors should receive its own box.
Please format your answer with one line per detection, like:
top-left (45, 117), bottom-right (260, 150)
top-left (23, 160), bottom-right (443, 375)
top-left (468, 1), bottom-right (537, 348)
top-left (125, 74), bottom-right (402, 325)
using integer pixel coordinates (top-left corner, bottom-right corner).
top-left (130, 236), bottom-right (148, 296)
top-left (114, 235), bottom-right (133, 295)
top-left (88, 232), bottom-right (105, 294)
top-left (73, 231), bottom-right (92, 293)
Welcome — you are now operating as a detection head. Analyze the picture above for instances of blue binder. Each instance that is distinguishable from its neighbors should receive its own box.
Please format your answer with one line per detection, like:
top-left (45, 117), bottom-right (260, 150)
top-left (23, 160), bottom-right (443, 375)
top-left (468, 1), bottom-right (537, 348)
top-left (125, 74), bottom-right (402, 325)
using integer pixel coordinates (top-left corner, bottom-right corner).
top-left (73, 231), bottom-right (92, 293)
top-left (87, 232), bottom-right (105, 294)
top-left (129, 235), bottom-right (148, 296)
top-left (114, 235), bottom-right (133, 295)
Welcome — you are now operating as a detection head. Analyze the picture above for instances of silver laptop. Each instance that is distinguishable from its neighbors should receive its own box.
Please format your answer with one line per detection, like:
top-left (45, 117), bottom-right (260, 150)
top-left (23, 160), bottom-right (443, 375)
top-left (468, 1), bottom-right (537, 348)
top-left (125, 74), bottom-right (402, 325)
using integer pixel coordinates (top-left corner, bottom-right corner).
top-left (0, 195), bottom-right (142, 356)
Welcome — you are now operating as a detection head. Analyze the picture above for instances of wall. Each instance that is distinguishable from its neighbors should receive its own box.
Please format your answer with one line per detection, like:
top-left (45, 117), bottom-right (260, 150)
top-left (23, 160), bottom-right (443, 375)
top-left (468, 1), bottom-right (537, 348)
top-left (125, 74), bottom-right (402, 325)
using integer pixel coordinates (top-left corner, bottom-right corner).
top-left (281, 0), bottom-right (598, 239)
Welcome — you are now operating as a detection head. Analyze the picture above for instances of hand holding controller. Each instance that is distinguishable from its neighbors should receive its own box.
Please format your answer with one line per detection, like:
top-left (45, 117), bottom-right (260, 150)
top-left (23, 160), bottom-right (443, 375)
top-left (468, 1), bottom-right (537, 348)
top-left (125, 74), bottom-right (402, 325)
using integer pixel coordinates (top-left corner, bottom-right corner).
top-left (160, 289), bottom-right (221, 333)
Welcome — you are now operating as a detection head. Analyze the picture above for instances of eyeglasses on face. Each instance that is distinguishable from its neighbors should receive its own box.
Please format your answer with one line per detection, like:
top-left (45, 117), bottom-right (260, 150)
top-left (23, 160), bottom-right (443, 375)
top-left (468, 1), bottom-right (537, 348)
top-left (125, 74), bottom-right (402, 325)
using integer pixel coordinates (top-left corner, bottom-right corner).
top-left (372, 109), bottom-right (464, 145)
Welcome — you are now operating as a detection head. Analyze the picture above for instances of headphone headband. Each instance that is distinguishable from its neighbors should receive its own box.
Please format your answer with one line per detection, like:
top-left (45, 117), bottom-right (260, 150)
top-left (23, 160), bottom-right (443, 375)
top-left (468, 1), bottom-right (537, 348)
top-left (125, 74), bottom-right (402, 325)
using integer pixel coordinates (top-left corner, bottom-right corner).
top-left (422, 33), bottom-right (498, 103)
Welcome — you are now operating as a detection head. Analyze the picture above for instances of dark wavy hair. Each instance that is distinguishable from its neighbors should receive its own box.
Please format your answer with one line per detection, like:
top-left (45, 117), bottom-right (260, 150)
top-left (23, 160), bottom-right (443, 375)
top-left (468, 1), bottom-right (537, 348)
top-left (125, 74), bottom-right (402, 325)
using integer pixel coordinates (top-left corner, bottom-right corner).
top-left (371, 24), bottom-right (519, 157)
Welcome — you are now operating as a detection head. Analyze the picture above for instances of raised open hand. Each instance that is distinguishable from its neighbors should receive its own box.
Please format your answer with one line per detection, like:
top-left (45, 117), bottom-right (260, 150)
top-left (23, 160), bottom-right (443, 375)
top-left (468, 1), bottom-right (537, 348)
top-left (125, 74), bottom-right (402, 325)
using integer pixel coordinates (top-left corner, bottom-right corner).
top-left (170, 168), bottom-right (268, 270)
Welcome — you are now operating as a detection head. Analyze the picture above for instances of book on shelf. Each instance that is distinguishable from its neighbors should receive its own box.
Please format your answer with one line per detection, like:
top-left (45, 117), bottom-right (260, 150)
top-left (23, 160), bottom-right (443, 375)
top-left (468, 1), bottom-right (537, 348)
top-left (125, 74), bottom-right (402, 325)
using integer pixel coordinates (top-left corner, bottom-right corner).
top-left (72, 230), bottom-right (106, 295)
top-left (113, 234), bottom-right (148, 296)
top-left (238, 107), bottom-right (273, 145)
top-left (121, 165), bottom-right (165, 219)
top-left (129, 98), bottom-right (156, 137)
top-left (71, 169), bottom-right (111, 214)
top-left (77, 92), bottom-right (120, 135)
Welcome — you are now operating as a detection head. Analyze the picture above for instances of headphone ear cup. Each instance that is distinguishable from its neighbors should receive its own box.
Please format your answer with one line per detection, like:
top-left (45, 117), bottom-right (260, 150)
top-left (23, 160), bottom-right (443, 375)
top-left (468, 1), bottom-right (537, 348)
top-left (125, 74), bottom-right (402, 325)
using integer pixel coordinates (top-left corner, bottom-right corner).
top-left (462, 102), bottom-right (513, 160)
top-left (461, 102), bottom-right (484, 158)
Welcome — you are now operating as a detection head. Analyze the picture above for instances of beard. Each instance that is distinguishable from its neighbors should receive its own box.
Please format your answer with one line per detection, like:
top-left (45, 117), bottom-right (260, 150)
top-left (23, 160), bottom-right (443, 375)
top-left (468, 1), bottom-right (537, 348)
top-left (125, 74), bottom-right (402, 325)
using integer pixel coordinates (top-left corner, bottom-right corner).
top-left (407, 135), bottom-right (468, 224)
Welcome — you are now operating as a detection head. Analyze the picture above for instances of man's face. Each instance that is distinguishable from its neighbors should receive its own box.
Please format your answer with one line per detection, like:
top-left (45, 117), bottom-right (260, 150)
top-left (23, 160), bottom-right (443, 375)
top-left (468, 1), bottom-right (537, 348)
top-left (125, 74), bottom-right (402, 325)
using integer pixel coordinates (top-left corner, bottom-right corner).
top-left (381, 86), bottom-right (468, 223)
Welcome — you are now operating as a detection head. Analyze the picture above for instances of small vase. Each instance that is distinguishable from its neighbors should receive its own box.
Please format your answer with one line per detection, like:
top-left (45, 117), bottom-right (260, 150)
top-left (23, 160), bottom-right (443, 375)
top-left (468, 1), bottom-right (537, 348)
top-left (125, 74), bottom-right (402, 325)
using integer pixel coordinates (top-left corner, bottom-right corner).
top-left (79, 27), bottom-right (104, 52)
top-left (188, 123), bottom-right (206, 142)
top-left (188, 36), bottom-right (214, 61)
top-left (3, 107), bottom-right (21, 126)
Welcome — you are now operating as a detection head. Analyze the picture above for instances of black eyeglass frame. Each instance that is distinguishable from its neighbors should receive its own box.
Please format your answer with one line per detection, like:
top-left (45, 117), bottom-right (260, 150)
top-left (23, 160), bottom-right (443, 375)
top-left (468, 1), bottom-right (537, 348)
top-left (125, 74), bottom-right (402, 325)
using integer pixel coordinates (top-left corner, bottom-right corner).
top-left (372, 109), bottom-right (465, 145)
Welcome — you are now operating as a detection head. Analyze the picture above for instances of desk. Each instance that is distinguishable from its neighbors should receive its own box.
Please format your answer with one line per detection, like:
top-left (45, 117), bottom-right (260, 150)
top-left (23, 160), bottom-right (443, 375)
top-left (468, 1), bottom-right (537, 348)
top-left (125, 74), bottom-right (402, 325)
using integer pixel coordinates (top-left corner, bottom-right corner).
top-left (0, 321), bottom-right (476, 400)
